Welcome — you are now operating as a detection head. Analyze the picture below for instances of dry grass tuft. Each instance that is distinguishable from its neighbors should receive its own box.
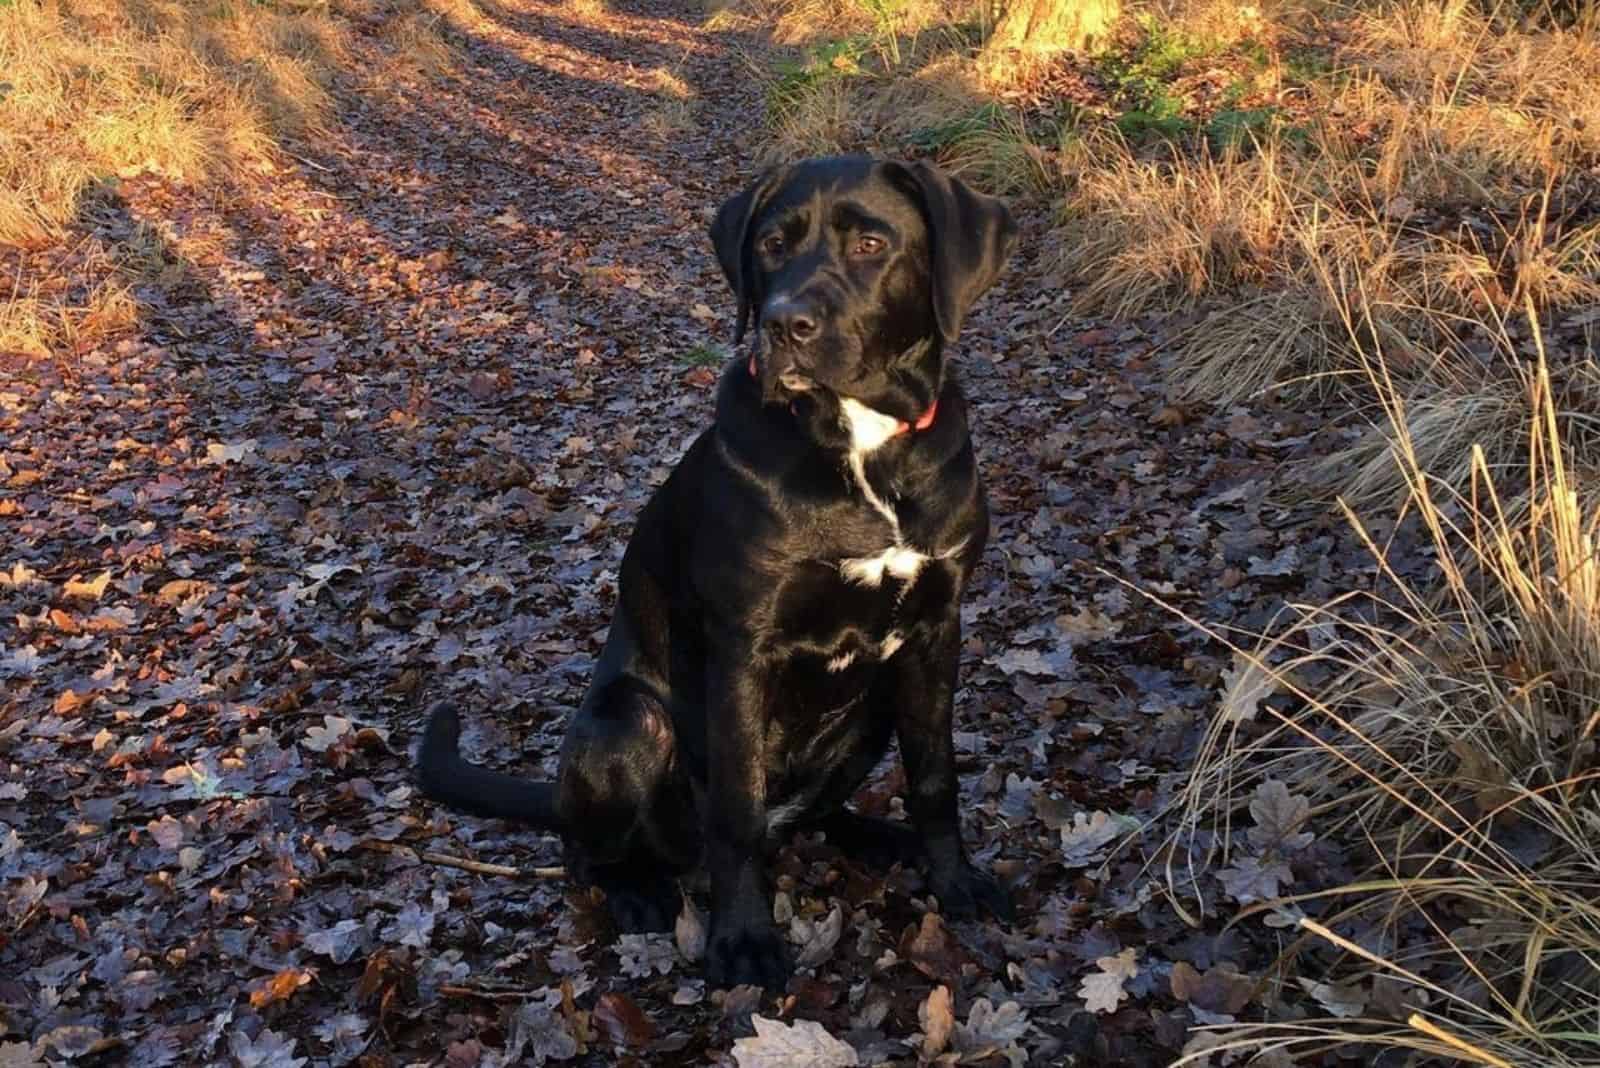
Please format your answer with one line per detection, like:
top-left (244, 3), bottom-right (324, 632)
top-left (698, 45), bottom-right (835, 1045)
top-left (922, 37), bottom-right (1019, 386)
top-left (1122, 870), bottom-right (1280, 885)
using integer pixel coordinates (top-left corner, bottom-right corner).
top-left (1036, 0), bottom-right (1600, 409)
top-left (762, 73), bottom-right (863, 161)
top-left (760, 0), bottom-right (975, 45)
top-left (1170, 313), bottom-right (1600, 1068)
top-left (1055, 133), bottom-right (1296, 321)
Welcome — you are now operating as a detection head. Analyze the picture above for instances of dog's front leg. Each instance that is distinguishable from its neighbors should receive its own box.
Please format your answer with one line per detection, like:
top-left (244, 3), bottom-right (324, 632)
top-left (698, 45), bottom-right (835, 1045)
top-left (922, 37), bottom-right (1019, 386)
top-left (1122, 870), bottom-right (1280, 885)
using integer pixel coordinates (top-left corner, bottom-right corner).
top-left (894, 615), bottom-right (1014, 921)
top-left (702, 654), bottom-right (791, 990)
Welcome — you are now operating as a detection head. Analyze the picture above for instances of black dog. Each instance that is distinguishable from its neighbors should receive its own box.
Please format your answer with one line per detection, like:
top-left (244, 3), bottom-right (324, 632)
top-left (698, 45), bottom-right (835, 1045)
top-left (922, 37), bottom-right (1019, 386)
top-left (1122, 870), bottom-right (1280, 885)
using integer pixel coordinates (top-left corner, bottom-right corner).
top-left (418, 156), bottom-right (1016, 989)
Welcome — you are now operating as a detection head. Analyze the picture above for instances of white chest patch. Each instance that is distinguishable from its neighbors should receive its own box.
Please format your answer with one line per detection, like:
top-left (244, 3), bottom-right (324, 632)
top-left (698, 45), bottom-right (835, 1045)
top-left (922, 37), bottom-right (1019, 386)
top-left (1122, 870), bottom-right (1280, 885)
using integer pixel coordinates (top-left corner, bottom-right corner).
top-left (839, 397), bottom-right (903, 453)
top-left (841, 544), bottom-right (928, 587)
top-left (835, 395), bottom-right (928, 588)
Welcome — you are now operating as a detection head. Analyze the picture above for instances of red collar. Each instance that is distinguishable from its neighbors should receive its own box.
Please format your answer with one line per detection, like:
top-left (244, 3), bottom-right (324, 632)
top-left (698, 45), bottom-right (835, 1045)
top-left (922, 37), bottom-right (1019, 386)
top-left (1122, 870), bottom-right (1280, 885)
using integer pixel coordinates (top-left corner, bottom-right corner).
top-left (898, 399), bottom-right (939, 435)
top-left (748, 355), bottom-right (938, 434)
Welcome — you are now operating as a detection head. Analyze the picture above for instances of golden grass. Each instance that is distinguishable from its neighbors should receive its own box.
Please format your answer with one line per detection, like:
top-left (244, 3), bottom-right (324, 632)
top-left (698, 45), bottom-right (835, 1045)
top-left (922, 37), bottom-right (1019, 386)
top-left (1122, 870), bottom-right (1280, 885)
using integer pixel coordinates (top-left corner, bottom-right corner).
top-left (0, 0), bottom-right (478, 358)
top-left (0, 283), bottom-right (138, 360)
top-left (759, 0), bottom-right (979, 45)
top-left (0, 0), bottom-right (350, 247)
top-left (1168, 312), bottom-right (1600, 1068)
top-left (1039, 0), bottom-right (1600, 411)
top-left (1056, 132), bottom-right (1296, 320)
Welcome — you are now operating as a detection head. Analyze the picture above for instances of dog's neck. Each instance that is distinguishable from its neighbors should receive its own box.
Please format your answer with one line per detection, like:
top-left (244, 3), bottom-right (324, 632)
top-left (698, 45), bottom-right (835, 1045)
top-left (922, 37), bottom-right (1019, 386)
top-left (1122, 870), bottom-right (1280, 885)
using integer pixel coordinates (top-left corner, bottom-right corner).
top-left (838, 396), bottom-right (938, 452)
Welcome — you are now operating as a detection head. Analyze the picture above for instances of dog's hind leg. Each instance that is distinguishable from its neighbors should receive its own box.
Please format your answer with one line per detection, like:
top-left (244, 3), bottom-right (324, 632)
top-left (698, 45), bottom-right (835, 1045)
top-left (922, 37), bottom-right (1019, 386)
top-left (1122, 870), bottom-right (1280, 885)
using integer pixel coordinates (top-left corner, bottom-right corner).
top-left (557, 680), bottom-right (696, 933)
top-left (808, 809), bottom-right (923, 869)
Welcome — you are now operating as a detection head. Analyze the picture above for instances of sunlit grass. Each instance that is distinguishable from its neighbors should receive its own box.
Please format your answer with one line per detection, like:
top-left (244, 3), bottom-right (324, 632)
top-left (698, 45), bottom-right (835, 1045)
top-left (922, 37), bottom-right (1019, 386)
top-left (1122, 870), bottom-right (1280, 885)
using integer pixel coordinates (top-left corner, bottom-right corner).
top-left (1168, 304), bottom-right (1600, 1068)
top-left (0, 0), bottom-right (484, 358)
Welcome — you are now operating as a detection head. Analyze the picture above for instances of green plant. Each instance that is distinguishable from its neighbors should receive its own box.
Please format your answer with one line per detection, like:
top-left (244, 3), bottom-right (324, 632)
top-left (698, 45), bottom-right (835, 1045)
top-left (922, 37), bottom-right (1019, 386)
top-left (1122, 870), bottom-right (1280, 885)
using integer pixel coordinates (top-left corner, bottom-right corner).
top-left (1115, 88), bottom-right (1188, 141)
top-left (681, 343), bottom-right (725, 368)
top-left (767, 36), bottom-right (868, 120)
top-left (1281, 45), bottom-right (1338, 86)
top-left (1205, 105), bottom-right (1281, 151)
top-left (855, 0), bottom-right (906, 65)
top-left (905, 100), bottom-right (1007, 152)
top-left (1129, 13), bottom-right (1221, 78)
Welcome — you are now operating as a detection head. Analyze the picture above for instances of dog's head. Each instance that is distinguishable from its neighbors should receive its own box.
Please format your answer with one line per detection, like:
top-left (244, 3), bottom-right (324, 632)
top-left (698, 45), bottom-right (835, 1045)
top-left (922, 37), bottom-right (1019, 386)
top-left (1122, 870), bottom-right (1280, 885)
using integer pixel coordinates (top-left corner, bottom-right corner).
top-left (709, 156), bottom-right (1015, 435)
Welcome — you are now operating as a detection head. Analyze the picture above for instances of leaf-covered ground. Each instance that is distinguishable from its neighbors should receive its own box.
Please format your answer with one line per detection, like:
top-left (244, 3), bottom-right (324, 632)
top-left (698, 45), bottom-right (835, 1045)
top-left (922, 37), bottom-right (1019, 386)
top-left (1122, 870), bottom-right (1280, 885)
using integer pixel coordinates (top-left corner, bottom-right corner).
top-left (0, 1), bottom-right (1433, 1064)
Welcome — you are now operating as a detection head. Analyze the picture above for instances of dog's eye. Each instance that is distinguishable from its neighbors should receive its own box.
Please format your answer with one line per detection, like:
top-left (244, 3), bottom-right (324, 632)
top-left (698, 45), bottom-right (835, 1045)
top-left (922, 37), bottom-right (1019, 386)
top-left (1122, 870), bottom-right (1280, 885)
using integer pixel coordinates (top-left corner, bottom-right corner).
top-left (761, 234), bottom-right (785, 256)
top-left (853, 235), bottom-right (886, 257)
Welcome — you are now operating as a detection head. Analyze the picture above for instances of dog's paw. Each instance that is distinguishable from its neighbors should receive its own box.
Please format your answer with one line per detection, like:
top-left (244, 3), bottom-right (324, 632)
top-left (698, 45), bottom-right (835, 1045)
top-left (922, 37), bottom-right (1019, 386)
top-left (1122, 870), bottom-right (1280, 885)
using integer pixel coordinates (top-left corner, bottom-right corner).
top-left (705, 924), bottom-right (791, 991)
top-left (603, 882), bottom-right (677, 934)
top-left (930, 862), bottom-right (1013, 923)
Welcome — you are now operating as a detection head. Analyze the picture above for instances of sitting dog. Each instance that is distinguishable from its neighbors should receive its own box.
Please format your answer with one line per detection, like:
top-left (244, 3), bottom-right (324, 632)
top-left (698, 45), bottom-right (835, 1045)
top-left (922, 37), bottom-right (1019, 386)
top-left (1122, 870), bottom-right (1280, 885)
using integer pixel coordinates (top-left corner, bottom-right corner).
top-left (418, 156), bottom-right (1017, 989)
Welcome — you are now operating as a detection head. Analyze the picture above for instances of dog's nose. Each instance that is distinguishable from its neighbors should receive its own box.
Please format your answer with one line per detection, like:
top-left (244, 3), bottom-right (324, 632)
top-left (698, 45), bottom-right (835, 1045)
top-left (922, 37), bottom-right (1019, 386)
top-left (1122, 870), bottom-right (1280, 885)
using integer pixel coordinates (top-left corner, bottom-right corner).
top-left (764, 297), bottom-right (819, 346)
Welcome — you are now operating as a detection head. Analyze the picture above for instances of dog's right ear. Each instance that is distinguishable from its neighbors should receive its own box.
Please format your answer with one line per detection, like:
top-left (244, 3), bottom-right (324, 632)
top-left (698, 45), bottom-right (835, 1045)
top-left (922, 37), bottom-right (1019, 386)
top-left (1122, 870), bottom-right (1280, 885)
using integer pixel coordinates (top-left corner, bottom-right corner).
top-left (709, 167), bottom-right (785, 344)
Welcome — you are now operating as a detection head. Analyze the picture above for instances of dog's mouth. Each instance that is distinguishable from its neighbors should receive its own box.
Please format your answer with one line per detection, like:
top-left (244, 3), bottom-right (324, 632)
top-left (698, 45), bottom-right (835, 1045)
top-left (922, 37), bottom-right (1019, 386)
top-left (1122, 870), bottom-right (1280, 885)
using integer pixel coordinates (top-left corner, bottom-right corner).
top-left (778, 370), bottom-right (813, 392)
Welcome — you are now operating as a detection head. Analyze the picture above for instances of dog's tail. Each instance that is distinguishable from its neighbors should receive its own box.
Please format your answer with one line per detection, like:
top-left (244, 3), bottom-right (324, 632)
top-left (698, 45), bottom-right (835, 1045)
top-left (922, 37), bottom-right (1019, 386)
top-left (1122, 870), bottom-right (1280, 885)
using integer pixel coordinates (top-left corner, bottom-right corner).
top-left (416, 704), bottom-right (563, 830)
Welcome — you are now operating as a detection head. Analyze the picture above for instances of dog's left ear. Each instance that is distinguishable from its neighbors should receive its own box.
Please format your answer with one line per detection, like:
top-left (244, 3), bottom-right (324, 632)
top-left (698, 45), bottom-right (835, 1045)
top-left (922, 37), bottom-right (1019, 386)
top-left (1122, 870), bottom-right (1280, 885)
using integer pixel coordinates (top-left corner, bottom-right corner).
top-left (889, 161), bottom-right (1018, 344)
top-left (709, 166), bottom-right (786, 344)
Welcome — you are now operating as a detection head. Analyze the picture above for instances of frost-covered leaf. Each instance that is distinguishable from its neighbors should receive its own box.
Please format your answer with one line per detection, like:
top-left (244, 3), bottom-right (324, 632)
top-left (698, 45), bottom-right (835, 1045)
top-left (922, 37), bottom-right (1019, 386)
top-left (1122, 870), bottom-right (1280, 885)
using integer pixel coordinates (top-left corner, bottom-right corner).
top-left (501, 997), bottom-right (578, 1065)
top-left (792, 904), bottom-right (843, 968)
top-left (988, 644), bottom-right (1074, 678)
top-left (951, 998), bottom-right (1029, 1059)
top-left (383, 903), bottom-right (435, 949)
top-left (732, 1016), bottom-right (858, 1068)
top-left (1248, 544), bottom-right (1300, 576)
top-left (614, 933), bottom-right (675, 978)
top-left (1079, 948), bottom-right (1139, 1014)
top-left (303, 919), bottom-right (366, 965)
top-left (1248, 779), bottom-right (1314, 852)
top-left (311, 1014), bottom-right (368, 1066)
top-left (1059, 810), bottom-right (1141, 867)
top-left (1219, 651), bottom-right (1277, 724)
top-left (1217, 856), bottom-right (1294, 903)
top-left (228, 1028), bottom-right (305, 1068)
top-left (1297, 978), bottom-right (1367, 1018)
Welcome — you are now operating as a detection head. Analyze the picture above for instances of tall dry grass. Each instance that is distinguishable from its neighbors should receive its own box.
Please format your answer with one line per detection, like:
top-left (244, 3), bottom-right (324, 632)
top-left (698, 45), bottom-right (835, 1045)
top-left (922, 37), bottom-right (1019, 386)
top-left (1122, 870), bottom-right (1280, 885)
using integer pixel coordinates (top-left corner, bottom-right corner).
top-left (1168, 306), bottom-right (1600, 1068)
top-left (1056, 0), bottom-right (1600, 408)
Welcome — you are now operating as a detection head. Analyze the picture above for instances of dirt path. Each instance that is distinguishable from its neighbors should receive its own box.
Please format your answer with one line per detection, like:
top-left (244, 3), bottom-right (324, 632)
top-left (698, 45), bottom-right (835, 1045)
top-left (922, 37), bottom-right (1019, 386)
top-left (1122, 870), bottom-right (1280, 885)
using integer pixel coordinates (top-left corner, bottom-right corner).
top-left (0, 1), bottom-right (1381, 1063)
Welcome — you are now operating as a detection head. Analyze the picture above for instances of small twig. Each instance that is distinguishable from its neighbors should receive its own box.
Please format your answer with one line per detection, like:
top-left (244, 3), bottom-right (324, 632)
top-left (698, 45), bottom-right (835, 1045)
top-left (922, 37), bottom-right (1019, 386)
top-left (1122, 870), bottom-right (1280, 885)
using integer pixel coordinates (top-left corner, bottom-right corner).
top-left (286, 151), bottom-right (334, 173)
top-left (439, 983), bottom-right (544, 1002)
top-left (362, 840), bottom-right (565, 880)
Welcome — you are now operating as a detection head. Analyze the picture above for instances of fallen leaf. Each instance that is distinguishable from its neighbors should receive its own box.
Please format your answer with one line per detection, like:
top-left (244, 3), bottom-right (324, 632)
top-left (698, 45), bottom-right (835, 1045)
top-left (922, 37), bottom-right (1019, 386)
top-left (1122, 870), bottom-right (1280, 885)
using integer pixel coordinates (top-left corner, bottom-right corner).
top-left (62, 572), bottom-right (111, 601)
top-left (614, 932), bottom-right (675, 978)
top-left (593, 991), bottom-right (655, 1048)
top-left (901, 912), bottom-right (964, 982)
top-left (1297, 977), bottom-right (1366, 1018)
top-left (1059, 810), bottom-right (1141, 867)
top-left (918, 985), bottom-right (954, 1059)
top-left (675, 895), bottom-right (707, 962)
top-left (731, 1016), bottom-right (858, 1068)
top-left (1217, 856), bottom-right (1294, 903)
top-left (1079, 948), bottom-right (1139, 1014)
top-left (951, 998), bottom-right (1029, 1059)
top-left (793, 904), bottom-right (843, 968)
top-left (250, 968), bottom-right (314, 1009)
top-left (1219, 651), bottom-right (1276, 724)
top-left (1247, 779), bottom-right (1314, 852)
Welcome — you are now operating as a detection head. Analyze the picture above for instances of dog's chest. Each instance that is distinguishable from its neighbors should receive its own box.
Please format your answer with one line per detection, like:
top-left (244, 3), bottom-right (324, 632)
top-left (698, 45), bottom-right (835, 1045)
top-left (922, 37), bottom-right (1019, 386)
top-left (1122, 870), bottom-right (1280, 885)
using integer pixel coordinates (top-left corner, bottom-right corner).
top-left (770, 486), bottom-right (956, 686)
